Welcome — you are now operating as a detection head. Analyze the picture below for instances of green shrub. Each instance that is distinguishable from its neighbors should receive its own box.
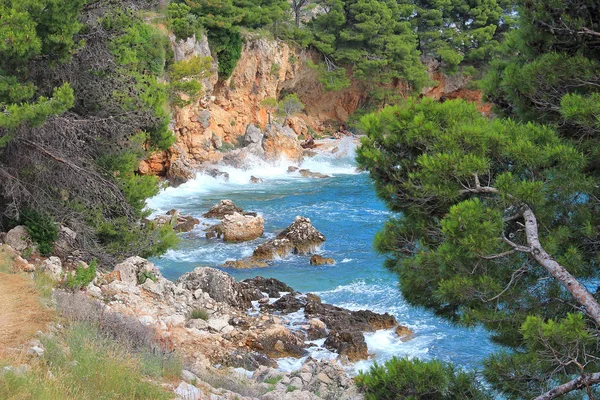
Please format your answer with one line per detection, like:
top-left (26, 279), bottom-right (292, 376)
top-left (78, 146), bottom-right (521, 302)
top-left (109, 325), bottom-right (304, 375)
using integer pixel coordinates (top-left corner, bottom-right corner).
top-left (263, 376), bottom-right (283, 385)
top-left (20, 209), bottom-right (58, 256)
top-left (355, 357), bottom-right (492, 400)
top-left (167, 2), bottom-right (203, 40)
top-left (64, 260), bottom-right (97, 290)
top-left (138, 270), bottom-right (157, 285)
top-left (189, 308), bottom-right (209, 321)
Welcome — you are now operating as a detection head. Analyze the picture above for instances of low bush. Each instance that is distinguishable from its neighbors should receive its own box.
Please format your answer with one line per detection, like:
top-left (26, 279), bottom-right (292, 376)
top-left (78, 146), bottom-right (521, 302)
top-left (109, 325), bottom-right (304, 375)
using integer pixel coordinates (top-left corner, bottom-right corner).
top-left (20, 209), bottom-right (58, 256)
top-left (64, 260), bottom-right (97, 291)
top-left (189, 308), bottom-right (209, 321)
top-left (355, 357), bottom-right (492, 400)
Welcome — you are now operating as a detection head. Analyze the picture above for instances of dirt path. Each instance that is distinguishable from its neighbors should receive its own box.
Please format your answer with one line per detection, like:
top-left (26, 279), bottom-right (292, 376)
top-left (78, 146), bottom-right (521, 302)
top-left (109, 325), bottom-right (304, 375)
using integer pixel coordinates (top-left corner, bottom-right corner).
top-left (0, 272), bottom-right (53, 359)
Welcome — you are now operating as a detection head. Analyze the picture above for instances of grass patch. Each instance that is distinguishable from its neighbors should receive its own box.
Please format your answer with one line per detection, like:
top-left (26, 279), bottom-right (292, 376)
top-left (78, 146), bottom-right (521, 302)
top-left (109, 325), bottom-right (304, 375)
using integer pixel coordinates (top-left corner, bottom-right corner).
top-left (0, 322), bottom-right (174, 400)
top-left (263, 375), bottom-right (283, 385)
top-left (188, 308), bottom-right (209, 321)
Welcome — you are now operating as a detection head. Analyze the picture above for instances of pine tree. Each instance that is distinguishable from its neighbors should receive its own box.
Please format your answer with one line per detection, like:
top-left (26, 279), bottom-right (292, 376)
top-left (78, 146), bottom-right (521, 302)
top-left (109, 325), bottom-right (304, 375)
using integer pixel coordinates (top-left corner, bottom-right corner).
top-left (357, 97), bottom-right (600, 398)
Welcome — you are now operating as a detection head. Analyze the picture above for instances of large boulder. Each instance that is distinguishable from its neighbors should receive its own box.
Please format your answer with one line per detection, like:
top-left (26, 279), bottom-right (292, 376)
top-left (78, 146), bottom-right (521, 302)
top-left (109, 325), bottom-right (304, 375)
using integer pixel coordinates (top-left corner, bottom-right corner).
top-left (262, 124), bottom-right (303, 163)
top-left (203, 199), bottom-right (244, 219)
top-left (114, 257), bottom-right (161, 286)
top-left (210, 212), bottom-right (264, 242)
top-left (242, 276), bottom-right (294, 298)
top-left (176, 267), bottom-right (262, 309)
top-left (53, 226), bottom-right (77, 258)
top-left (253, 217), bottom-right (325, 261)
top-left (324, 331), bottom-right (369, 362)
top-left (5, 226), bottom-right (32, 253)
top-left (247, 325), bottom-right (306, 358)
top-left (244, 124), bottom-right (264, 146)
top-left (167, 157), bottom-right (195, 187)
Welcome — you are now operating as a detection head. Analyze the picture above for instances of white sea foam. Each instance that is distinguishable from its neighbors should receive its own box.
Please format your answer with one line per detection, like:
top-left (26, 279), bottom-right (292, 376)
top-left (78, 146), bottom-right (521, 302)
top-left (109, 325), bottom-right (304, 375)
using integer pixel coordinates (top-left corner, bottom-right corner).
top-left (341, 258), bottom-right (353, 263)
top-left (146, 137), bottom-right (361, 215)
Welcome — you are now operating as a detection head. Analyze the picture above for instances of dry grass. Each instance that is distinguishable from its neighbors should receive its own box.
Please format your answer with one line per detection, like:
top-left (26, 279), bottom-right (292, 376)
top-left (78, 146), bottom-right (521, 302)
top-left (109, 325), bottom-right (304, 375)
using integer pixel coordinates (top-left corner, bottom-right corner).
top-left (0, 272), bottom-right (54, 359)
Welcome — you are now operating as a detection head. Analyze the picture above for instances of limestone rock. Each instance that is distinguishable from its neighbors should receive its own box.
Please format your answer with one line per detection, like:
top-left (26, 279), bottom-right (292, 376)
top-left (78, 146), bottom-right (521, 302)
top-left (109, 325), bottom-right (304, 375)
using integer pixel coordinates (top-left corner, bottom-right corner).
top-left (248, 325), bottom-right (305, 358)
top-left (244, 124), bottom-right (263, 145)
top-left (203, 199), bottom-right (244, 219)
top-left (53, 226), bottom-right (77, 258)
top-left (174, 381), bottom-right (202, 400)
top-left (252, 216), bottom-right (325, 262)
top-left (40, 256), bottom-right (63, 281)
top-left (5, 226), bottom-right (31, 252)
top-left (250, 175), bottom-right (263, 184)
top-left (241, 276), bottom-right (294, 298)
top-left (174, 215), bottom-right (200, 233)
top-left (167, 157), bottom-right (195, 187)
top-left (262, 124), bottom-right (303, 163)
top-left (307, 318), bottom-right (328, 340)
top-left (395, 324), bottom-right (414, 341)
top-left (220, 213), bottom-right (264, 242)
top-left (310, 255), bottom-right (335, 266)
top-left (176, 267), bottom-right (262, 309)
top-left (114, 257), bottom-right (161, 286)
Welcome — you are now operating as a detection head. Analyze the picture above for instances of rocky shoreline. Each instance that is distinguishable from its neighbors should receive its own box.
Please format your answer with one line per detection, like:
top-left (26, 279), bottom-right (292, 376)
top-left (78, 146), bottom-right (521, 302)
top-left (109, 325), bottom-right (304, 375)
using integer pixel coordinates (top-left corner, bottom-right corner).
top-left (1, 201), bottom-right (411, 400)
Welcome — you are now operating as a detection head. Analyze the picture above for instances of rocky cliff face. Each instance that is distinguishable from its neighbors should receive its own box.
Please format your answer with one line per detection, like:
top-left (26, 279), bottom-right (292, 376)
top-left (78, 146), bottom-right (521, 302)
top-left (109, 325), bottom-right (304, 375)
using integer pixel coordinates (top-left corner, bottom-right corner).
top-left (140, 34), bottom-right (487, 177)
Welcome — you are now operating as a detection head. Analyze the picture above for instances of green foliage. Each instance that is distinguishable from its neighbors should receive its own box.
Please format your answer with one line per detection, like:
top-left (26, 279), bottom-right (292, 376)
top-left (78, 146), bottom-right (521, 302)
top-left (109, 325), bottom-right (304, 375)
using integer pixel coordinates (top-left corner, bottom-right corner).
top-left (412, 0), bottom-right (513, 70)
top-left (482, 0), bottom-right (600, 155)
top-left (138, 270), bottom-right (157, 285)
top-left (358, 96), bottom-right (600, 397)
top-left (20, 209), bottom-right (58, 256)
top-left (93, 216), bottom-right (179, 259)
top-left (355, 357), bottom-right (492, 400)
top-left (277, 93), bottom-right (304, 124)
top-left (307, 0), bottom-right (429, 93)
top-left (189, 308), bottom-right (209, 321)
top-left (168, 2), bottom-right (203, 40)
top-left (64, 260), bottom-right (98, 290)
top-left (169, 56), bottom-right (213, 107)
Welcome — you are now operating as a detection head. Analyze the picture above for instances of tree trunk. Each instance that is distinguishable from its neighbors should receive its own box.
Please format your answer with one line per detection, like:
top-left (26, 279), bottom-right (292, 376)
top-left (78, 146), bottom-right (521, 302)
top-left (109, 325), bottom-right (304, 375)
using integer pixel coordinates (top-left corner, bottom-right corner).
top-left (523, 208), bottom-right (600, 326)
top-left (534, 372), bottom-right (600, 400)
top-left (295, 9), bottom-right (300, 27)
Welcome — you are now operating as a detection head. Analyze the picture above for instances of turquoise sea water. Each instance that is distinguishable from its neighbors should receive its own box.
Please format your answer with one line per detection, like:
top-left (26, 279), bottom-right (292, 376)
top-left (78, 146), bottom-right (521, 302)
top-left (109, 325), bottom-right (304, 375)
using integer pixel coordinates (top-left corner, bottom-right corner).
top-left (147, 138), bottom-right (500, 374)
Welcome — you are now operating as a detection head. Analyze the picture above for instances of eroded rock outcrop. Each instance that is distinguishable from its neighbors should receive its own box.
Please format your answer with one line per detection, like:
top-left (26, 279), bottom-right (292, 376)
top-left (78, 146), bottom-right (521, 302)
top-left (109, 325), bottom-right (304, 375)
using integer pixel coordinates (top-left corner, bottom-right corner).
top-left (205, 212), bottom-right (264, 242)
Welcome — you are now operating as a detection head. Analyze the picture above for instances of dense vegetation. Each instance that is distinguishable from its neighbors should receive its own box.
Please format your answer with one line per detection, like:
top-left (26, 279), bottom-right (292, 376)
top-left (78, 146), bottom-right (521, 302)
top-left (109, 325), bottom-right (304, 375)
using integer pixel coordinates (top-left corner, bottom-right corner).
top-left (0, 0), bottom-right (182, 264)
top-left (358, 0), bottom-right (600, 398)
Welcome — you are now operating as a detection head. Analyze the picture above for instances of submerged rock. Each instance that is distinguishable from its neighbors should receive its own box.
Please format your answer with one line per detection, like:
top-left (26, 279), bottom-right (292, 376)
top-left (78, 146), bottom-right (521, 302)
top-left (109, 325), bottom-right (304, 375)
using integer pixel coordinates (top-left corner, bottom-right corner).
top-left (310, 255), bottom-right (335, 266)
top-left (299, 169), bottom-right (330, 179)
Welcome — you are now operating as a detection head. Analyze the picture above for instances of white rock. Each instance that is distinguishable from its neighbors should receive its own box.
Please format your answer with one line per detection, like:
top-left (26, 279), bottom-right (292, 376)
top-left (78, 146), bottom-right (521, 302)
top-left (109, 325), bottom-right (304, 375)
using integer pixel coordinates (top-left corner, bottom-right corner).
top-left (5, 226), bottom-right (31, 252)
top-left (207, 316), bottom-right (230, 332)
top-left (138, 315), bottom-right (155, 326)
top-left (181, 369), bottom-right (198, 383)
top-left (174, 381), bottom-right (202, 400)
top-left (40, 256), bottom-right (62, 281)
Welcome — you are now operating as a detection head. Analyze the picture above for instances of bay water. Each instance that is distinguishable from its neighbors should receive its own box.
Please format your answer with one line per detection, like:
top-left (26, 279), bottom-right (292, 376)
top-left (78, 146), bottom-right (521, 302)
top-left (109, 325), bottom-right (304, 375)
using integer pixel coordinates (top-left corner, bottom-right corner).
top-left (147, 137), bottom-right (499, 374)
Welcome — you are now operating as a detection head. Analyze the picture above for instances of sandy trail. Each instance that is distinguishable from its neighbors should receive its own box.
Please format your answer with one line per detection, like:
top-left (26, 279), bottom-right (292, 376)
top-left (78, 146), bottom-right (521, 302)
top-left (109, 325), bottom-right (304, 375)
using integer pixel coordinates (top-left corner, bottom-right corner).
top-left (0, 272), bottom-right (53, 359)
